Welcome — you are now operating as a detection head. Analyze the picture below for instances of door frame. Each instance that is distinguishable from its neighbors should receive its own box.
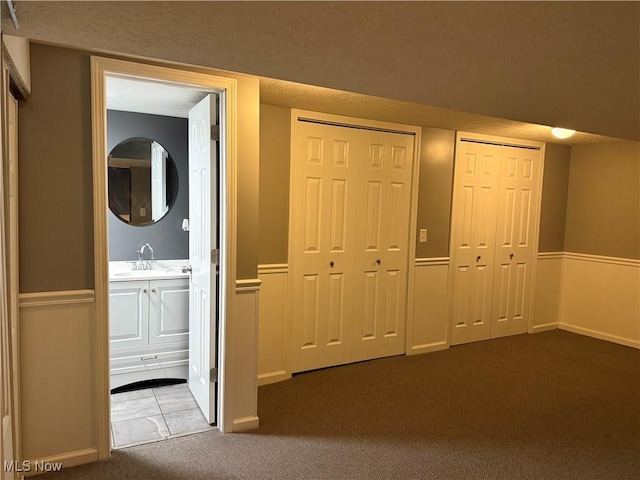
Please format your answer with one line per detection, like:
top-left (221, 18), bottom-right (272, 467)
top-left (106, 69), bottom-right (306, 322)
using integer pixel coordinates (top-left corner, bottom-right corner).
top-left (91, 57), bottom-right (238, 458)
top-left (286, 109), bottom-right (422, 374)
top-left (446, 131), bottom-right (546, 346)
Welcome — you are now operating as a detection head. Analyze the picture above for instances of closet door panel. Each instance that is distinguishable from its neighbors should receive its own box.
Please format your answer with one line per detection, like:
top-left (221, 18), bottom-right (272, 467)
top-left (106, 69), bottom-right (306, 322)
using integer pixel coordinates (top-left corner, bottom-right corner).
top-left (290, 122), bottom-right (356, 372)
top-left (450, 141), bottom-right (500, 345)
top-left (491, 147), bottom-right (541, 338)
top-left (353, 131), bottom-right (413, 362)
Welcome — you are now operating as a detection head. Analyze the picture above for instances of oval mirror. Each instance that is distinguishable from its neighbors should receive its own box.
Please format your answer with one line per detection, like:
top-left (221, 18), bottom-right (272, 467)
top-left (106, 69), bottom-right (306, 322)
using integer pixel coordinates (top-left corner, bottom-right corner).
top-left (108, 137), bottom-right (179, 226)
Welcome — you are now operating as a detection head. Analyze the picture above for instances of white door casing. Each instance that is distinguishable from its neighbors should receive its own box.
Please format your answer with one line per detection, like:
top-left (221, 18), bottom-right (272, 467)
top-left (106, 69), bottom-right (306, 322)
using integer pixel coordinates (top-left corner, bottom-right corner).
top-left (289, 112), bottom-right (417, 374)
top-left (93, 57), bottom-right (240, 455)
top-left (0, 67), bottom-right (15, 479)
top-left (449, 133), bottom-right (544, 346)
top-left (188, 94), bottom-right (218, 424)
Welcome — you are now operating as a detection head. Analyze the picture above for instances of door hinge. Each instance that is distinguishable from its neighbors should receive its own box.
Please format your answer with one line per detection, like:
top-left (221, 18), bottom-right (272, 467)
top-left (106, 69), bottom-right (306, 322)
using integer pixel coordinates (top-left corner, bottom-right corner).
top-left (211, 248), bottom-right (220, 265)
top-left (210, 367), bottom-right (218, 383)
top-left (210, 125), bottom-right (220, 142)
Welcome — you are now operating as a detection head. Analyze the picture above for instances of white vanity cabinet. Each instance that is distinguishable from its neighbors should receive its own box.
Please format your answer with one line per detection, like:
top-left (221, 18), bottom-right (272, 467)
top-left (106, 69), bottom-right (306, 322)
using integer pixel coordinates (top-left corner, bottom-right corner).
top-left (109, 276), bottom-right (189, 388)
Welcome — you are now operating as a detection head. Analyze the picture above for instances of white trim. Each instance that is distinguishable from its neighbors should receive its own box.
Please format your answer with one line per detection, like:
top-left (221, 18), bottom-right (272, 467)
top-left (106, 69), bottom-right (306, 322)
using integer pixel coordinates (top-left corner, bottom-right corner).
top-left (410, 341), bottom-right (448, 355)
top-left (415, 257), bottom-right (450, 267)
top-left (531, 323), bottom-right (559, 333)
top-left (405, 126), bottom-right (423, 357)
top-left (559, 323), bottom-right (640, 349)
top-left (537, 251), bottom-right (564, 260)
top-left (291, 109), bottom-right (421, 135)
top-left (91, 56), bottom-right (240, 452)
top-left (235, 278), bottom-right (262, 292)
top-left (563, 251), bottom-right (639, 267)
top-left (18, 290), bottom-right (95, 307)
top-left (231, 416), bottom-right (259, 432)
top-left (257, 370), bottom-right (291, 386)
top-left (456, 131), bottom-right (544, 150)
top-left (537, 251), bottom-right (639, 266)
top-left (5, 86), bottom-right (21, 467)
top-left (258, 264), bottom-right (288, 275)
top-left (24, 449), bottom-right (98, 477)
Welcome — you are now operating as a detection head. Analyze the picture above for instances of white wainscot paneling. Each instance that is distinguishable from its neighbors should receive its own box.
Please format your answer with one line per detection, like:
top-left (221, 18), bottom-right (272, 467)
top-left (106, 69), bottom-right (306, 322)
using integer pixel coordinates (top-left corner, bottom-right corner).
top-left (409, 258), bottom-right (450, 354)
top-left (230, 279), bottom-right (262, 432)
top-left (257, 265), bottom-right (290, 386)
top-left (19, 291), bottom-right (98, 471)
top-left (558, 253), bottom-right (640, 349)
top-left (531, 252), bottom-right (563, 332)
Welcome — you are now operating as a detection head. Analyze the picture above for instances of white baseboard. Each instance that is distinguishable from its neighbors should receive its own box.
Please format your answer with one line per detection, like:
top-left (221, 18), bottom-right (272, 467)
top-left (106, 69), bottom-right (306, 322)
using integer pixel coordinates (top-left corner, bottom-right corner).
top-left (232, 416), bottom-right (259, 432)
top-left (257, 370), bottom-right (291, 386)
top-left (559, 323), bottom-right (640, 349)
top-left (531, 323), bottom-right (558, 333)
top-left (409, 341), bottom-right (448, 355)
top-left (24, 448), bottom-right (98, 477)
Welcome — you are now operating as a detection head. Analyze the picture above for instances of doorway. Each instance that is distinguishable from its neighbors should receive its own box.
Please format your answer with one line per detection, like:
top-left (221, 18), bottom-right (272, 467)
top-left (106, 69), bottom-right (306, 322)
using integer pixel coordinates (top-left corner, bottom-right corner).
top-left (448, 132), bottom-right (545, 346)
top-left (91, 57), bottom-right (238, 456)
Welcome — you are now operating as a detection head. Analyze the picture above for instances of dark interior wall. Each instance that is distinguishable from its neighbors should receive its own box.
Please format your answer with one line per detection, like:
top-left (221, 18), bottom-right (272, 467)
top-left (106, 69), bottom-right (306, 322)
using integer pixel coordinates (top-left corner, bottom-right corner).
top-left (259, 104), bottom-right (290, 264)
top-left (107, 110), bottom-right (189, 261)
top-left (415, 128), bottom-right (455, 258)
top-left (565, 141), bottom-right (640, 259)
top-left (257, 107), bottom-right (457, 264)
top-left (538, 143), bottom-right (571, 252)
top-left (19, 43), bottom-right (260, 293)
top-left (18, 44), bottom-right (94, 292)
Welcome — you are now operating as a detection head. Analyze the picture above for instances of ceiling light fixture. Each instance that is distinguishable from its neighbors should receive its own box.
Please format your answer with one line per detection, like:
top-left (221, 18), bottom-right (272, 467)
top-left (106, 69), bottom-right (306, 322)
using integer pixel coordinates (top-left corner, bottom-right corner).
top-left (551, 127), bottom-right (576, 139)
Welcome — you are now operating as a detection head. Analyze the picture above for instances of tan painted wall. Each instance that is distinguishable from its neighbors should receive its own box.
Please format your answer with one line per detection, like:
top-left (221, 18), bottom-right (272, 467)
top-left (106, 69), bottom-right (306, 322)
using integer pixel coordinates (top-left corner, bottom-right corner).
top-left (18, 44), bottom-right (94, 293)
top-left (259, 105), bottom-right (290, 265)
top-left (415, 128), bottom-right (455, 258)
top-left (257, 109), bottom-right (457, 264)
top-left (19, 43), bottom-right (259, 293)
top-left (538, 143), bottom-right (571, 252)
top-left (565, 141), bottom-right (640, 259)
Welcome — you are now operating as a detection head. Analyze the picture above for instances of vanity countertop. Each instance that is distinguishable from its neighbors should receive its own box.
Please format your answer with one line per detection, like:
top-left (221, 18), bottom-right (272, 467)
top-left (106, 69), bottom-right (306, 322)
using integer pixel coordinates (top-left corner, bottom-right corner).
top-left (109, 260), bottom-right (190, 282)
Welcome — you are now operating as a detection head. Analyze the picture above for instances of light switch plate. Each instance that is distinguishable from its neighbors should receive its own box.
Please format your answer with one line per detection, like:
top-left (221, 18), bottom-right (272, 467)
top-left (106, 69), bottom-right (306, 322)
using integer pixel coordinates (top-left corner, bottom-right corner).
top-left (419, 228), bottom-right (427, 243)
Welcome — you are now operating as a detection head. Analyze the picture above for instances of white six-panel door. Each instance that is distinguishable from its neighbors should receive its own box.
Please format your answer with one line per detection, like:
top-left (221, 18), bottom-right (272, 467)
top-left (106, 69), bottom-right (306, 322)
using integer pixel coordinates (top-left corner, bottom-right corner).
top-left (450, 136), bottom-right (542, 346)
top-left (290, 117), bottom-right (414, 373)
top-left (449, 141), bottom-right (501, 345)
top-left (188, 94), bottom-right (218, 424)
top-left (491, 146), bottom-right (541, 339)
top-left (351, 131), bottom-right (414, 362)
top-left (290, 121), bottom-right (358, 372)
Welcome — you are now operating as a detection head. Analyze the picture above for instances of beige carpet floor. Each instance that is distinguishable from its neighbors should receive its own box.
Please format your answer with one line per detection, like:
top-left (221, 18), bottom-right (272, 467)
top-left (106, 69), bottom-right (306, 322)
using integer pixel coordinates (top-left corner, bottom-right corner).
top-left (37, 330), bottom-right (640, 479)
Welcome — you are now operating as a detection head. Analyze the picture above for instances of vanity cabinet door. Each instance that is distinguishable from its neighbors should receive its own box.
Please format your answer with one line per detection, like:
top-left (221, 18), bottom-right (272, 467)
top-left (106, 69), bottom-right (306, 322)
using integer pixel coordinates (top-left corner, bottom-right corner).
top-left (109, 280), bottom-right (149, 349)
top-left (148, 278), bottom-right (190, 346)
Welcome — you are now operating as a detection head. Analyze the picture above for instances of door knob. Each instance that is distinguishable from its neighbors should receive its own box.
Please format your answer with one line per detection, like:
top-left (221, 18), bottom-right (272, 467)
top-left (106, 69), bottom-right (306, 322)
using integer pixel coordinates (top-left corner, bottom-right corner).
top-left (151, 288), bottom-right (157, 293)
top-left (329, 261), bottom-right (335, 268)
top-left (510, 253), bottom-right (514, 260)
top-left (376, 259), bottom-right (381, 265)
top-left (181, 265), bottom-right (192, 274)
top-left (143, 288), bottom-right (148, 294)
top-left (476, 255), bottom-right (481, 262)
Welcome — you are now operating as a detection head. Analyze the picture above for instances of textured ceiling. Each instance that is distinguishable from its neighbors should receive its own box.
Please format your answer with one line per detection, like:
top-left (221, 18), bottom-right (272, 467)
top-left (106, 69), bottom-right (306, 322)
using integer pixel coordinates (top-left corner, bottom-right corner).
top-left (3, 1), bottom-right (639, 141)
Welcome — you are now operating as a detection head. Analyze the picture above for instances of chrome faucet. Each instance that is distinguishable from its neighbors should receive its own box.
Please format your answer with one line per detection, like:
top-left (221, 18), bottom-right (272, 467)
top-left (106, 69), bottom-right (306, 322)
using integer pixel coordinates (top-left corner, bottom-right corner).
top-left (133, 243), bottom-right (155, 270)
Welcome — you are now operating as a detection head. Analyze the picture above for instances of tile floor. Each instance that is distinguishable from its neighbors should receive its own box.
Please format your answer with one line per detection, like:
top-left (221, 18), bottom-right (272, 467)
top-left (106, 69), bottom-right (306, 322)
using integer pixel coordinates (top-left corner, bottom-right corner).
top-left (110, 383), bottom-right (215, 448)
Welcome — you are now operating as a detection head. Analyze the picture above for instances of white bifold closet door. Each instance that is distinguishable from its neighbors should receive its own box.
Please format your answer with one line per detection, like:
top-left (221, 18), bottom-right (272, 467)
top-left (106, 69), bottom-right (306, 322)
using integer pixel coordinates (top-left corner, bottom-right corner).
top-left (290, 119), bottom-right (414, 373)
top-left (450, 138), bottom-right (542, 346)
